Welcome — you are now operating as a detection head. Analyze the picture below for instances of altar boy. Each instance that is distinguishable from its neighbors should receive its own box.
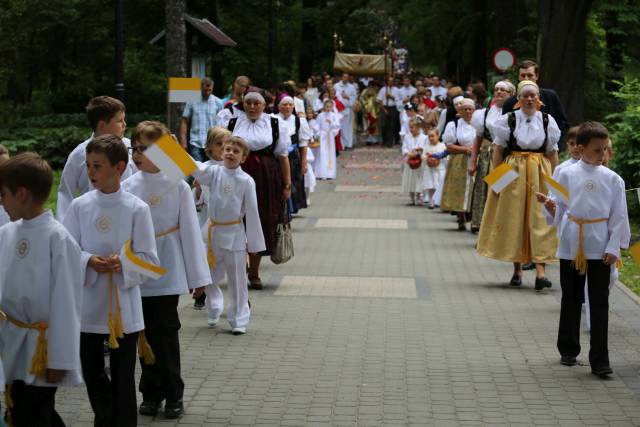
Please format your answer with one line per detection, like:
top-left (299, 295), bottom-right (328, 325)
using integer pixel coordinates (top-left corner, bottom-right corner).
top-left (122, 121), bottom-right (211, 418)
top-left (0, 153), bottom-right (83, 425)
top-left (63, 135), bottom-right (159, 426)
top-left (537, 121), bottom-right (630, 378)
top-left (191, 136), bottom-right (265, 335)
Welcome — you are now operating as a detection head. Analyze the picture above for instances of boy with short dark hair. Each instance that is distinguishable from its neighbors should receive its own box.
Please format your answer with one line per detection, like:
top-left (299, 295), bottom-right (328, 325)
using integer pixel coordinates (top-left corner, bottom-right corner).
top-left (122, 121), bottom-right (211, 418)
top-left (537, 121), bottom-right (630, 378)
top-left (0, 152), bottom-right (83, 425)
top-left (56, 95), bottom-right (136, 221)
top-left (62, 134), bottom-right (160, 425)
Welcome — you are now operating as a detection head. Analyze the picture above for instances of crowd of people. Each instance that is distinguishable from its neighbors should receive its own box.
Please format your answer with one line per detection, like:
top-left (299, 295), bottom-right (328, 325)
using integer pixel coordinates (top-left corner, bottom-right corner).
top-left (0, 59), bottom-right (633, 427)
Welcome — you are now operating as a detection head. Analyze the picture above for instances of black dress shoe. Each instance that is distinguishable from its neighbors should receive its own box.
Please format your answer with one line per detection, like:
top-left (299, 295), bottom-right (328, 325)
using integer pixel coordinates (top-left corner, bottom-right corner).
top-left (164, 400), bottom-right (184, 419)
top-left (139, 400), bottom-right (162, 416)
top-left (591, 366), bottom-right (613, 378)
top-left (510, 275), bottom-right (522, 287)
top-left (522, 262), bottom-right (535, 270)
top-left (560, 355), bottom-right (577, 366)
top-left (535, 277), bottom-right (552, 291)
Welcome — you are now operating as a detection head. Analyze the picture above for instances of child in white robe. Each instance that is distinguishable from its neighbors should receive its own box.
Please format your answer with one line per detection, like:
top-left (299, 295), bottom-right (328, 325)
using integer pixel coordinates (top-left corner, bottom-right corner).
top-left (63, 135), bottom-right (160, 426)
top-left (121, 122), bottom-right (211, 418)
top-left (191, 136), bottom-right (266, 335)
top-left (0, 153), bottom-right (83, 425)
top-left (538, 122), bottom-right (630, 378)
top-left (56, 96), bottom-right (137, 222)
top-left (401, 118), bottom-right (426, 205)
top-left (194, 127), bottom-right (229, 228)
top-left (305, 112), bottom-right (319, 205)
top-left (314, 100), bottom-right (341, 180)
top-left (421, 129), bottom-right (447, 209)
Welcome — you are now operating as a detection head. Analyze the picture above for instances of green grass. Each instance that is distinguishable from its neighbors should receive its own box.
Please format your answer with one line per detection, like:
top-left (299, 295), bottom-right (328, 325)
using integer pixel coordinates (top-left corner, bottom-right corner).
top-left (618, 218), bottom-right (640, 296)
top-left (45, 170), bottom-right (61, 214)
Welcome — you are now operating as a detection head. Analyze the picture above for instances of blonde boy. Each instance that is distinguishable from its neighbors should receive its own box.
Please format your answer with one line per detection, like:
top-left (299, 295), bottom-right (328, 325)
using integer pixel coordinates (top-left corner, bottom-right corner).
top-left (191, 136), bottom-right (265, 335)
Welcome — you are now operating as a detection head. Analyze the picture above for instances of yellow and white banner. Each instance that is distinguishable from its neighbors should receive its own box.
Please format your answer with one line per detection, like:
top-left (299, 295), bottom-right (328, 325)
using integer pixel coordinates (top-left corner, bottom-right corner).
top-left (168, 77), bottom-right (201, 103)
top-left (144, 134), bottom-right (197, 182)
top-left (120, 239), bottom-right (166, 280)
top-left (484, 163), bottom-right (519, 194)
top-left (630, 242), bottom-right (640, 266)
top-left (542, 173), bottom-right (569, 204)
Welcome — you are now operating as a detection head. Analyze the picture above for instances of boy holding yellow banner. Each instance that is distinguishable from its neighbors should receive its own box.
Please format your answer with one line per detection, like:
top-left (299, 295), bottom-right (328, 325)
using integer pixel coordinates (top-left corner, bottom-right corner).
top-left (536, 122), bottom-right (630, 378)
top-left (62, 135), bottom-right (161, 425)
top-left (122, 121), bottom-right (212, 418)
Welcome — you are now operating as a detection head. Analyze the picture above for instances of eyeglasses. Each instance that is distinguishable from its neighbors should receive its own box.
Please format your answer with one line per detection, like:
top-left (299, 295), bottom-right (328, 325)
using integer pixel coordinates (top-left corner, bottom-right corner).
top-left (128, 145), bottom-right (147, 154)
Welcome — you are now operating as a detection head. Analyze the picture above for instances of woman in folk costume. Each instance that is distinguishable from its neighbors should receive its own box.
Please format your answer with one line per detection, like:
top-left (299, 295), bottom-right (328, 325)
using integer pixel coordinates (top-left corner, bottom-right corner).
top-left (468, 80), bottom-right (516, 233)
top-left (401, 117), bottom-right (427, 205)
top-left (226, 91), bottom-right (292, 290)
top-left (441, 97), bottom-right (477, 230)
top-left (477, 80), bottom-right (560, 290)
top-left (314, 99), bottom-right (341, 179)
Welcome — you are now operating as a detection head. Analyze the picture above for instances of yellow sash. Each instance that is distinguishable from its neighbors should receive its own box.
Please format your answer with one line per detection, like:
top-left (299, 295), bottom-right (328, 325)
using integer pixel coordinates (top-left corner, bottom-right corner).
top-left (568, 216), bottom-right (608, 275)
top-left (155, 225), bottom-right (179, 238)
top-left (2, 312), bottom-right (48, 379)
top-left (207, 218), bottom-right (242, 268)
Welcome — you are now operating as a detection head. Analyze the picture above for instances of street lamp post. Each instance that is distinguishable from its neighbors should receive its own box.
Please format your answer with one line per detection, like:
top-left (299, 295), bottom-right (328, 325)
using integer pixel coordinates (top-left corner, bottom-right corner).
top-left (114, 0), bottom-right (125, 101)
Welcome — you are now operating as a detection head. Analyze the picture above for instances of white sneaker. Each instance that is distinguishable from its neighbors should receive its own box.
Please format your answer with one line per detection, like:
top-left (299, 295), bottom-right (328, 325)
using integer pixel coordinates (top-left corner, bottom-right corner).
top-left (207, 317), bottom-right (219, 327)
top-left (231, 327), bottom-right (246, 335)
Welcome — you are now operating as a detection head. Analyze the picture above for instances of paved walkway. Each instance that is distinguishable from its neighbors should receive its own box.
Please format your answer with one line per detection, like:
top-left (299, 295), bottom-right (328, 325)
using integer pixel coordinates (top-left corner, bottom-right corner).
top-left (56, 146), bottom-right (640, 426)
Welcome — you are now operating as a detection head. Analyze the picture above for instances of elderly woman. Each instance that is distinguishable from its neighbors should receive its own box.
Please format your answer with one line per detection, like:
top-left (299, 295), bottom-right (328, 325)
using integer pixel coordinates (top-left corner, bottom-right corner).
top-left (226, 91), bottom-right (291, 289)
top-left (277, 96), bottom-right (313, 213)
top-left (441, 97), bottom-right (476, 230)
top-left (468, 80), bottom-right (516, 233)
top-left (477, 80), bottom-right (560, 290)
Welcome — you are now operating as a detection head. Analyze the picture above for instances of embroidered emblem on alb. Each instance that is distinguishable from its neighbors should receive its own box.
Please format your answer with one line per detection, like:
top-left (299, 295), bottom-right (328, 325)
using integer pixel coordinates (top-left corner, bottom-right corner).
top-left (16, 239), bottom-right (30, 258)
top-left (584, 180), bottom-right (596, 193)
top-left (96, 216), bottom-right (112, 233)
top-left (148, 194), bottom-right (162, 207)
top-left (223, 184), bottom-right (233, 195)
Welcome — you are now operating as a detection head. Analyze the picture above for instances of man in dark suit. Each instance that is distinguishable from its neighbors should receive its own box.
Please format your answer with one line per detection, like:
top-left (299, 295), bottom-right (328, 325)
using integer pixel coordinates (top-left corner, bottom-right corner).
top-left (502, 60), bottom-right (569, 151)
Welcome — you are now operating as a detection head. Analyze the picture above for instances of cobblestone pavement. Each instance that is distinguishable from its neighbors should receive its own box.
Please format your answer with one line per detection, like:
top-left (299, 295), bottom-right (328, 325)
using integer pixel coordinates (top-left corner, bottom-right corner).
top-left (54, 145), bottom-right (640, 426)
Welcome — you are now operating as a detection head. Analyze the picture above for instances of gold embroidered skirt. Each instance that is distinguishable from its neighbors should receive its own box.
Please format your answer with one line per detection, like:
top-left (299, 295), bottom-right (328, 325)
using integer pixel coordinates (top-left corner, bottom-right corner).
top-left (440, 153), bottom-right (471, 212)
top-left (476, 152), bottom-right (558, 264)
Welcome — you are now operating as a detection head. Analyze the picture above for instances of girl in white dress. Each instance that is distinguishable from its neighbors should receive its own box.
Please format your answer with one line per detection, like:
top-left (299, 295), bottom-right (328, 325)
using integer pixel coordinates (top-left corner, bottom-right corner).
top-left (314, 100), bottom-right (341, 180)
top-left (401, 118), bottom-right (426, 205)
top-left (421, 129), bottom-right (447, 209)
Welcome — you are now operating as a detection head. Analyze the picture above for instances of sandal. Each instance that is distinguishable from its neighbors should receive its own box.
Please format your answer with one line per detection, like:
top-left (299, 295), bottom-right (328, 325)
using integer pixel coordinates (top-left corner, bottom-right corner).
top-left (249, 276), bottom-right (263, 290)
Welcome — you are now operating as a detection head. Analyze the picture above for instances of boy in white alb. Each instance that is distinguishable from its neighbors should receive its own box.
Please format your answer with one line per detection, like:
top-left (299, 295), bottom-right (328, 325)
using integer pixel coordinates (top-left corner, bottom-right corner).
top-left (537, 122), bottom-right (630, 378)
top-left (191, 136), bottom-right (265, 335)
top-left (121, 122), bottom-right (211, 419)
top-left (56, 96), bottom-right (137, 222)
top-left (63, 135), bottom-right (160, 426)
top-left (0, 153), bottom-right (83, 425)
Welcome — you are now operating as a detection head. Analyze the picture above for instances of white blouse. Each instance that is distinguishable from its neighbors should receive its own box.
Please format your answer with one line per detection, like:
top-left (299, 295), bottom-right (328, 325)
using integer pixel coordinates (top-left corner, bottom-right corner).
top-left (443, 118), bottom-right (476, 147)
top-left (277, 113), bottom-right (314, 148)
top-left (471, 105), bottom-right (503, 140)
top-left (491, 109), bottom-right (560, 152)
top-left (230, 113), bottom-right (289, 157)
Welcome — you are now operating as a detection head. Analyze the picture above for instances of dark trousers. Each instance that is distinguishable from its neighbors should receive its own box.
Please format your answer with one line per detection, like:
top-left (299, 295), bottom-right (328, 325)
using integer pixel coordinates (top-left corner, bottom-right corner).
top-left (80, 332), bottom-right (138, 427)
top-left (139, 295), bottom-right (184, 404)
top-left (381, 108), bottom-right (399, 146)
top-left (8, 381), bottom-right (63, 427)
top-left (558, 259), bottom-right (611, 369)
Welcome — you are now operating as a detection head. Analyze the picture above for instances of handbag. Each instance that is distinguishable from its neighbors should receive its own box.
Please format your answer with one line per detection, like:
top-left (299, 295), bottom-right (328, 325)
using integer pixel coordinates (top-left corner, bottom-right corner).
top-left (270, 204), bottom-right (294, 264)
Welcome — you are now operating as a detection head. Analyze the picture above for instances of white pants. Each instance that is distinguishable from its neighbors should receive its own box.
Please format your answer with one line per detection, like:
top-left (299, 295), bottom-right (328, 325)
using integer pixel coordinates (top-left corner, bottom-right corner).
top-left (205, 247), bottom-right (250, 329)
top-left (341, 110), bottom-right (354, 148)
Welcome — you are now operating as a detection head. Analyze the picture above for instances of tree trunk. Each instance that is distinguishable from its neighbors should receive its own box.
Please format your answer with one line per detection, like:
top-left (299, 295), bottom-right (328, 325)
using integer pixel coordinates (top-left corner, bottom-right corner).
top-left (166, 0), bottom-right (187, 135)
top-left (537, 0), bottom-right (593, 125)
top-left (603, 9), bottom-right (624, 92)
top-left (298, 0), bottom-right (319, 81)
